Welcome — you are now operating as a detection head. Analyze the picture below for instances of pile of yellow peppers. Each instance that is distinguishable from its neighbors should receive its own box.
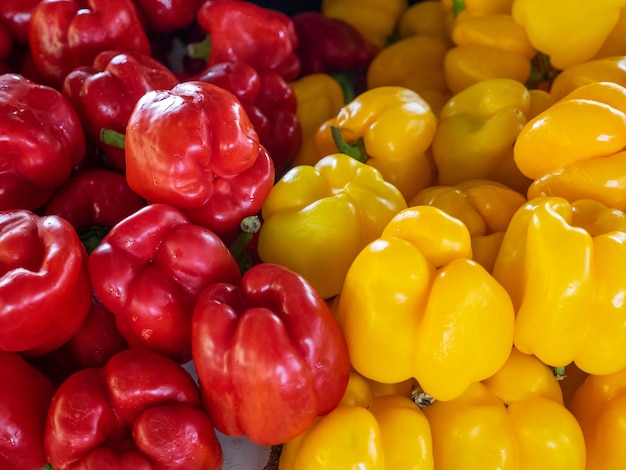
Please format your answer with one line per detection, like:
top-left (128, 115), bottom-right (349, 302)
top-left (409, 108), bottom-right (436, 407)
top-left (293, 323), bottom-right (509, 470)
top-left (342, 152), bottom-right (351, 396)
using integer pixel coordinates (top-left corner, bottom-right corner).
top-left (255, 0), bottom-right (626, 468)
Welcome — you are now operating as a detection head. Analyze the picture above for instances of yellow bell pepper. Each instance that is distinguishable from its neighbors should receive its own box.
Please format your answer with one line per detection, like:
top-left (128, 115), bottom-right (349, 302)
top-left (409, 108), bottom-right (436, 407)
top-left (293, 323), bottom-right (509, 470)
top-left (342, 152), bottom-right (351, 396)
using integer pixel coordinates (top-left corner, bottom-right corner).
top-left (430, 78), bottom-right (534, 194)
top-left (257, 152), bottom-right (407, 300)
top-left (515, 81), bottom-right (626, 211)
top-left (398, 0), bottom-right (452, 46)
top-left (511, 0), bottom-right (626, 70)
top-left (409, 179), bottom-right (526, 272)
top-left (492, 196), bottom-right (626, 375)
top-left (568, 365), bottom-right (626, 470)
top-left (422, 381), bottom-right (586, 470)
top-left (594, 5), bottom-right (626, 59)
top-left (279, 371), bottom-right (434, 470)
top-left (315, 86), bottom-right (438, 201)
top-left (337, 205), bottom-right (515, 401)
top-left (549, 55), bottom-right (626, 100)
top-left (321, 0), bottom-right (409, 48)
top-left (366, 35), bottom-right (451, 115)
top-left (289, 73), bottom-right (345, 167)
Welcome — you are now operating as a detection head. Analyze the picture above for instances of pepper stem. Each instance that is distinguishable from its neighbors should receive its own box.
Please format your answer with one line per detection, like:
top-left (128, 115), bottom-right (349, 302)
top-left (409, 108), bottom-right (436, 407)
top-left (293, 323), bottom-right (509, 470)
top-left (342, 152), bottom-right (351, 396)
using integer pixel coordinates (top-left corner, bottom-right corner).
top-left (100, 128), bottom-right (126, 149)
top-left (42, 465), bottom-right (54, 470)
top-left (553, 366), bottom-right (566, 381)
top-left (331, 71), bottom-right (356, 104)
top-left (452, 0), bottom-right (466, 16)
top-left (410, 381), bottom-right (436, 408)
top-left (79, 226), bottom-right (110, 254)
top-left (330, 126), bottom-right (369, 163)
top-left (229, 215), bottom-right (261, 275)
top-left (187, 35), bottom-right (212, 61)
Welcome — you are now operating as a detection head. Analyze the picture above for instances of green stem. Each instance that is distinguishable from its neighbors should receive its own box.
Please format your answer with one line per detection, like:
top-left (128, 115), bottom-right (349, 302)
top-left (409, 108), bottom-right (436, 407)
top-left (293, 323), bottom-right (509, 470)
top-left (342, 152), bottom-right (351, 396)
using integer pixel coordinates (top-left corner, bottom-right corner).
top-left (330, 126), bottom-right (369, 163)
top-left (553, 366), bottom-right (566, 381)
top-left (229, 215), bottom-right (261, 275)
top-left (331, 71), bottom-right (356, 104)
top-left (100, 128), bottom-right (126, 149)
top-left (187, 35), bottom-right (212, 61)
top-left (42, 464), bottom-right (54, 470)
top-left (79, 226), bottom-right (110, 254)
top-left (452, 0), bottom-right (466, 16)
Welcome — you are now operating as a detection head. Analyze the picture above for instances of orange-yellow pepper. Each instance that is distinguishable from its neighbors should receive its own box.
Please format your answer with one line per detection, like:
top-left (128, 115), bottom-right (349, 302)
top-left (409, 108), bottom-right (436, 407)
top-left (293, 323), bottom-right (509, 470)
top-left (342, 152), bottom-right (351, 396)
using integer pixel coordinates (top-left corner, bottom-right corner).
top-left (594, 5), bottom-right (626, 59)
top-left (257, 152), bottom-right (407, 299)
top-left (315, 86), bottom-right (438, 201)
top-left (549, 55), bottom-right (626, 100)
top-left (568, 365), bottom-right (626, 470)
top-left (492, 196), bottom-right (626, 374)
top-left (279, 371), bottom-right (433, 470)
top-left (398, 0), bottom-right (452, 46)
top-left (410, 179), bottom-right (526, 272)
top-left (337, 205), bottom-right (515, 401)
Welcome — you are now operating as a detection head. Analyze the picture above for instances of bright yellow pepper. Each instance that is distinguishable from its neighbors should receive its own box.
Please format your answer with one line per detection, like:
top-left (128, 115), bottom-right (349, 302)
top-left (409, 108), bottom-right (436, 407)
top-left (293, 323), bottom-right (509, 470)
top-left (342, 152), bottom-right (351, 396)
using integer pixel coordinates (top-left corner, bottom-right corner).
top-left (492, 196), bottom-right (626, 375)
top-left (257, 152), bottom-right (407, 300)
top-left (279, 371), bottom-right (433, 470)
top-left (409, 179), bottom-right (526, 272)
top-left (315, 86), bottom-right (438, 201)
top-left (511, 0), bottom-right (626, 70)
top-left (430, 78), bottom-right (534, 194)
top-left (321, 0), bottom-right (409, 48)
top-left (568, 365), bottom-right (626, 470)
top-left (289, 73), bottom-right (345, 167)
top-left (422, 381), bottom-right (586, 470)
top-left (515, 81), bottom-right (626, 211)
top-left (337, 205), bottom-right (515, 401)
top-left (549, 55), bottom-right (626, 100)
top-left (594, 5), bottom-right (626, 58)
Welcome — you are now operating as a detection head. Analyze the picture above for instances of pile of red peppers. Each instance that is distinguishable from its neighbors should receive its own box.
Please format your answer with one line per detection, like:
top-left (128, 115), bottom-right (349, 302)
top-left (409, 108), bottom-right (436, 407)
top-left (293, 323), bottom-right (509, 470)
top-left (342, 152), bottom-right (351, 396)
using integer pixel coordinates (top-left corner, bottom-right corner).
top-left (0, 0), bottom-right (377, 468)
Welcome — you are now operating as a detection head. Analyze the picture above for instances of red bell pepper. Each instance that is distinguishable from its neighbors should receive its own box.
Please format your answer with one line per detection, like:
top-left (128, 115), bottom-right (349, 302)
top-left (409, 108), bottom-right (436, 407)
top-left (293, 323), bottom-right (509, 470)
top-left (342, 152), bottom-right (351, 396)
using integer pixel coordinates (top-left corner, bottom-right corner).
top-left (0, 210), bottom-right (91, 356)
top-left (28, 0), bottom-right (150, 88)
top-left (0, 0), bottom-right (42, 45)
top-left (63, 51), bottom-right (178, 171)
top-left (88, 203), bottom-right (242, 362)
top-left (194, 60), bottom-right (302, 176)
top-left (0, 351), bottom-right (56, 470)
top-left (0, 73), bottom-right (85, 211)
top-left (191, 263), bottom-right (351, 446)
top-left (44, 348), bottom-right (223, 470)
top-left (195, 0), bottom-right (300, 81)
top-left (130, 0), bottom-right (202, 34)
top-left (124, 80), bottom-right (275, 237)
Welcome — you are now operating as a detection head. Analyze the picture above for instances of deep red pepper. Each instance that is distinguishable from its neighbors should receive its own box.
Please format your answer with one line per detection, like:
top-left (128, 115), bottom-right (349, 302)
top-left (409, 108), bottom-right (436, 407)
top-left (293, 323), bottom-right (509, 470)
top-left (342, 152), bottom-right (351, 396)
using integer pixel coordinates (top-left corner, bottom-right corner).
top-left (195, 0), bottom-right (300, 81)
top-left (0, 0), bottom-right (42, 45)
top-left (125, 80), bottom-right (275, 237)
top-left (44, 348), bottom-right (223, 470)
top-left (191, 263), bottom-right (351, 446)
top-left (130, 0), bottom-right (202, 34)
top-left (0, 22), bottom-right (12, 73)
top-left (63, 50), bottom-right (179, 171)
top-left (28, 0), bottom-right (151, 88)
top-left (88, 203), bottom-right (242, 362)
top-left (0, 351), bottom-right (56, 470)
top-left (0, 210), bottom-right (92, 356)
top-left (0, 73), bottom-right (86, 211)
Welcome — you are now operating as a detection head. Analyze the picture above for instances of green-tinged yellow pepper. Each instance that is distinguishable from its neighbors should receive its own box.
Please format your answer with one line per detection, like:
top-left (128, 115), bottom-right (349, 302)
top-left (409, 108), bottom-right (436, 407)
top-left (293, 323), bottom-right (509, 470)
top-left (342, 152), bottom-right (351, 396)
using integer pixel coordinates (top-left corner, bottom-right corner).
top-left (568, 365), bottom-right (626, 470)
top-left (398, 0), bottom-right (452, 46)
top-left (315, 86), bottom-right (438, 201)
top-left (549, 55), bottom-right (626, 100)
top-left (257, 152), bottom-right (407, 299)
top-left (492, 196), bottom-right (626, 374)
top-left (515, 81), bottom-right (626, 211)
top-left (337, 205), bottom-right (515, 401)
top-left (289, 73), bottom-right (345, 167)
top-left (422, 381), bottom-right (586, 470)
top-left (431, 78), bottom-right (534, 194)
top-left (279, 371), bottom-right (433, 470)
top-left (321, 0), bottom-right (408, 48)
top-left (409, 179), bottom-right (526, 272)
top-left (366, 35), bottom-right (451, 115)
top-left (512, 0), bottom-right (626, 70)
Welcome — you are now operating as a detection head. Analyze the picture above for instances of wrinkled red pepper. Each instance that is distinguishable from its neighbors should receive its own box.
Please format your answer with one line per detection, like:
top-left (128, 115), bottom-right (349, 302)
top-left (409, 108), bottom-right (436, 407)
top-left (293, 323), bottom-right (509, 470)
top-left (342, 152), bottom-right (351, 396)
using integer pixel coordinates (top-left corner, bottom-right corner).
top-left (0, 351), bottom-right (56, 470)
top-left (124, 80), bottom-right (275, 237)
top-left (28, 0), bottom-right (150, 88)
top-left (130, 0), bottom-right (202, 34)
top-left (45, 348), bottom-right (223, 470)
top-left (194, 60), bottom-right (301, 177)
top-left (195, 0), bottom-right (300, 81)
top-left (89, 203), bottom-right (242, 362)
top-left (63, 50), bottom-right (178, 171)
top-left (191, 263), bottom-right (351, 446)
top-left (0, 210), bottom-right (92, 355)
top-left (0, 73), bottom-right (85, 211)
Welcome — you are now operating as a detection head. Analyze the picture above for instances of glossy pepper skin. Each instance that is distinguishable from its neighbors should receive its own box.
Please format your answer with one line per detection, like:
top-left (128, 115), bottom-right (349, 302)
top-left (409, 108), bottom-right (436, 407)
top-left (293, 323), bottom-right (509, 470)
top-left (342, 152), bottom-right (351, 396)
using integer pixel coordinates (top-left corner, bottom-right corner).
top-left (196, 0), bottom-right (300, 81)
top-left (257, 153), bottom-right (407, 299)
top-left (0, 73), bottom-right (85, 211)
top-left (63, 50), bottom-right (179, 171)
top-left (337, 205), bottom-right (515, 401)
top-left (492, 197), bottom-right (626, 374)
top-left (517, 81), bottom-right (626, 211)
top-left (191, 263), bottom-right (351, 446)
top-left (0, 210), bottom-right (91, 355)
top-left (130, 0), bottom-right (201, 34)
top-left (279, 371), bottom-right (434, 470)
top-left (0, 0), bottom-right (42, 45)
top-left (44, 348), bottom-right (223, 470)
top-left (28, 0), bottom-right (151, 88)
top-left (89, 203), bottom-right (241, 363)
top-left (0, 351), bottom-right (56, 470)
top-left (549, 55), bottom-right (626, 100)
top-left (125, 80), bottom-right (275, 237)
top-left (315, 86), bottom-right (438, 202)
